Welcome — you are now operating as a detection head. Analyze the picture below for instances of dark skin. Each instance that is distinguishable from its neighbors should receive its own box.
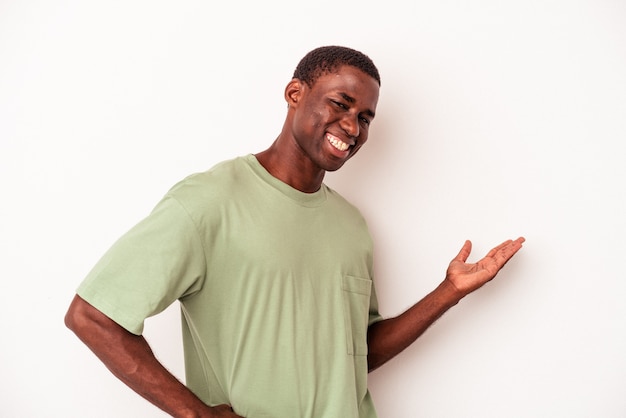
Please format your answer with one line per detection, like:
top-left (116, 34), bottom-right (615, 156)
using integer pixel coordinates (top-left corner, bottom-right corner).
top-left (256, 65), bottom-right (379, 192)
top-left (65, 295), bottom-right (240, 417)
top-left (256, 65), bottom-right (524, 371)
top-left (65, 65), bottom-right (524, 417)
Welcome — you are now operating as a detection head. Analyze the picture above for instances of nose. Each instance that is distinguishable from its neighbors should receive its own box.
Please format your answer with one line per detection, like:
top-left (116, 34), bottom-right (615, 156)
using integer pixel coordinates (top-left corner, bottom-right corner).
top-left (340, 112), bottom-right (359, 138)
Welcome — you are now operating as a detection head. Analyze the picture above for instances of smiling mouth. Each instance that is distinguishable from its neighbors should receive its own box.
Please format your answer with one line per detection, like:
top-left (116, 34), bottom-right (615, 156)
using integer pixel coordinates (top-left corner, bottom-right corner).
top-left (326, 133), bottom-right (350, 152)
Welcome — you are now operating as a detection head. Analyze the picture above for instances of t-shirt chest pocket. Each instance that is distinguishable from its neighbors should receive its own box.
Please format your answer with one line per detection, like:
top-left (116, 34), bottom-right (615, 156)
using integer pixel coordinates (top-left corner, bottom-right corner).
top-left (341, 275), bottom-right (372, 356)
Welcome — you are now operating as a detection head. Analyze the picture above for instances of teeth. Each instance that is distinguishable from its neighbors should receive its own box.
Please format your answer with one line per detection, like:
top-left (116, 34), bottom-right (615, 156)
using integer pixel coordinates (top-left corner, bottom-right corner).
top-left (327, 134), bottom-right (349, 151)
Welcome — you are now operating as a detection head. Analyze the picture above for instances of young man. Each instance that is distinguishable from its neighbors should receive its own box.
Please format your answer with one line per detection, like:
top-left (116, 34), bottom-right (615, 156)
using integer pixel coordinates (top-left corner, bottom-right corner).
top-left (65, 46), bottom-right (524, 417)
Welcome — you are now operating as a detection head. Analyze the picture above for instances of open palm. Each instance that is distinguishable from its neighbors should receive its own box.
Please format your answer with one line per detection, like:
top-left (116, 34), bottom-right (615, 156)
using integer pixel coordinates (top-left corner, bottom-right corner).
top-left (446, 237), bottom-right (525, 295)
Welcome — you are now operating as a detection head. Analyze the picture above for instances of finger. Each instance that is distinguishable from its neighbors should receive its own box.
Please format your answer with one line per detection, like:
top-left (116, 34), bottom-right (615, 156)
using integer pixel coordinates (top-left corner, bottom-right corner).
top-left (492, 238), bottom-right (525, 265)
top-left (484, 239), bottom-right (513, 259)
top-left (453, 240), bottom-right (472, 262)
top-left (504, 237), bottom-right (525, 256)
top-left (500, 237), bottom-right (525, 256)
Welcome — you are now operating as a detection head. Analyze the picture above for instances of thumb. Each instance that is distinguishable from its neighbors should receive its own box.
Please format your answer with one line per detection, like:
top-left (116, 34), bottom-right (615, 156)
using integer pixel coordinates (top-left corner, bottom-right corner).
top-left (453, 240), bottom-right (472, 263)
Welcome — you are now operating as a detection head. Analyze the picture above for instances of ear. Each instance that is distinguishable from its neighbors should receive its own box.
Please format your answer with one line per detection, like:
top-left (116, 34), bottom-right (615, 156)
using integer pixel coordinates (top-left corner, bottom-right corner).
top-left (285, 78), bottom-right (304, 108)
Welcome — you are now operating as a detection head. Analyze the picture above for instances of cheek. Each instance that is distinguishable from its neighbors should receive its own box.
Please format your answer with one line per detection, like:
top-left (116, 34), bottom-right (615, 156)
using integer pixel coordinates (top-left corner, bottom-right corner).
top-left (312, 115), bottom-right (323, 128)
top-left (350, 133), bottom-right (369, 155)
top-left (357, 132), bottom-right (369, 147)
top-left (309, 108), bottom-right (326, 128)
top-left (295, 105), bottom-right (323, 131)
top-left (350, 142), bottom-right (365, 157)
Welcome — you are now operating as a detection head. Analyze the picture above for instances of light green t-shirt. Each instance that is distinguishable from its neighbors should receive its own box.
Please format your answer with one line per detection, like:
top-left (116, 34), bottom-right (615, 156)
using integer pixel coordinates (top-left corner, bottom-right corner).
top-left (78, 155), bottom-right (382, 417)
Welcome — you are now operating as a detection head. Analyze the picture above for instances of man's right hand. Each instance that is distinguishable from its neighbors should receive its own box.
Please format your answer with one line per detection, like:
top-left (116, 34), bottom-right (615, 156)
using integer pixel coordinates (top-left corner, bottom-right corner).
top-left (65, 295), bottom-right (245, 418)
top-left (209, 404), bottom-right (244, 417)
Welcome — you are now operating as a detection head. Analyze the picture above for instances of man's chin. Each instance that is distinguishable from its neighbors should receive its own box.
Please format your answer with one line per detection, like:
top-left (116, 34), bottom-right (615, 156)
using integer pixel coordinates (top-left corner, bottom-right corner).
top-left (322, 153), bottom-right (355, 172)
top-left (323, 160), bottom-right (348, 172)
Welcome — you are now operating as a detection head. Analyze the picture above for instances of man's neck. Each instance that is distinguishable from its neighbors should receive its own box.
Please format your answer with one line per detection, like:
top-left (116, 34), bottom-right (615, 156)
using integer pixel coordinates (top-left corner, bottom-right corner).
top-left (255, 140), bottom-right (325, 194)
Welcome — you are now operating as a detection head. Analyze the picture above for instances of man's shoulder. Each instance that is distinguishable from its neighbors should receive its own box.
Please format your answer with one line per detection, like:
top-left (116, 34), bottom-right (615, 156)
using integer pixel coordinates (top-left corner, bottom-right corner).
top-left (324, 185), bottom-right (368, 222)
top-left (168, 155), bottom-right (250, 198)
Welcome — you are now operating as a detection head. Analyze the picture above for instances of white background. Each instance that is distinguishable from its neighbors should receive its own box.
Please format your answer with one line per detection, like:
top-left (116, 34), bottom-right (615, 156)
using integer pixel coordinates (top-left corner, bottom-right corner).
top-left (1, 1), bottom-right (625, 417)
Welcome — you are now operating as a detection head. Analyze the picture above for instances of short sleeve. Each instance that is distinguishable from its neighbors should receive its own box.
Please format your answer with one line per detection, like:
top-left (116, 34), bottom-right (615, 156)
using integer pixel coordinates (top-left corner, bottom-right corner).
top-left (368, 279), bottom-right (384, 326)
top-left (77, 195), bottom-right (207, 335)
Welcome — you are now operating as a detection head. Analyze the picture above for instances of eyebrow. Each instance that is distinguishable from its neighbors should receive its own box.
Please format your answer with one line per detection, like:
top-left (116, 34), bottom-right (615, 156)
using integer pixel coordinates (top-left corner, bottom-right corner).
top-left (340, 92), bottom-right (376, 118)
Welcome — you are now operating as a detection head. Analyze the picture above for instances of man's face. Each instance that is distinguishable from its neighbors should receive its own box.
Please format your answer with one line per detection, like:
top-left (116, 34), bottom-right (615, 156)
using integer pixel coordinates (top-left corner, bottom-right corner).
top-left (290, 65), bottom-right (380, 172)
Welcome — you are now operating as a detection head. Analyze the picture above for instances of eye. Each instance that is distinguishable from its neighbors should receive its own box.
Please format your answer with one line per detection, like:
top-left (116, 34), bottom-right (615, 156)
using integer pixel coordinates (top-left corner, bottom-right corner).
top-left (359, 116), bottom-right (371, 126)
top-left (331, 100), bottom-right (348, 110)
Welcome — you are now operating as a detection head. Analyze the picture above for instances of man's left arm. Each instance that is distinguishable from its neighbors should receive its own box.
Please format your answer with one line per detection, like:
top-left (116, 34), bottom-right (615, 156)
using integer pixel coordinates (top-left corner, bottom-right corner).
top-left (367, 237), bottom-right (525, 372)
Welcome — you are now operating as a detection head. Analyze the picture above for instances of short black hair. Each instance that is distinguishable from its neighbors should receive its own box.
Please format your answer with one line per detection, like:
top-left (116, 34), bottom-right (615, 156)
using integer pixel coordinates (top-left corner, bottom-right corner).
top-left (293, 45), bottom-right (381, 87)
